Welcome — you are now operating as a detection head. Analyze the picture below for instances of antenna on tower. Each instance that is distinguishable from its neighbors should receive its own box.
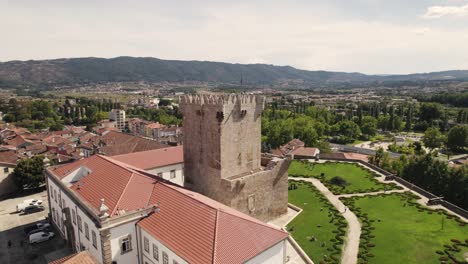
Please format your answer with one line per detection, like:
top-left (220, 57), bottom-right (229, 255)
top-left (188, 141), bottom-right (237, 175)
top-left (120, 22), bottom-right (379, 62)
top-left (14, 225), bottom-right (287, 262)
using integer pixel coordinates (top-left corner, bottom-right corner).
top-left (240, 73), bottom-right (243, 86)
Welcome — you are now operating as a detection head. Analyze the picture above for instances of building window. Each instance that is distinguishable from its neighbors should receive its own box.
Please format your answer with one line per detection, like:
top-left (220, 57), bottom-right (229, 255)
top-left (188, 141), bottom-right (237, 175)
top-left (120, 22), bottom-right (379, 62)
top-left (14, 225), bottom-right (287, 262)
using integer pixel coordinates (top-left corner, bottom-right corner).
top-left (163, 252), bottom-right (168, 264)
top-left (144, 237), bottom-right (149, 253)
top-left (78, 215), bottom-right (82, 231)
top-left (52, 208), bottom-right (56, 221)
top-left (54, 190), bottom-right (57, 202)
top-left (92, 231), bottom-right (97, 248)
top-left (72, 209), bottom-right (76, 224)
top-left (170, 170), bottom-right (176, 179)
top-left (157, 172), bottom-right (162, 178)
top-left (59, 194), bottom-right (62, 208)
top-left (120, 235), bottom-right (132, 254)
top-left (85, 223), bottom-right (89, 239)
top-left (173, 261), bottom-right (179, 264)
top-left (4, 167), bottom-right (9, 173)
top-left (50, 187), bottom-right (54, 199)
top-left (153, 244), bottom-right (159, 260)
top-left (62, 199), bottom-right (66, 208)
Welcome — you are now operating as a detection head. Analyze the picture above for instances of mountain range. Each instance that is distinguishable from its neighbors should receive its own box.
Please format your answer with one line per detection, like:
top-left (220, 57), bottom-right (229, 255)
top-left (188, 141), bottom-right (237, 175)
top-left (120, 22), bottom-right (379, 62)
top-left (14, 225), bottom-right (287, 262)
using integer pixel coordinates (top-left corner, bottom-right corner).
top-left (0, 56), bottom-right (467, 88)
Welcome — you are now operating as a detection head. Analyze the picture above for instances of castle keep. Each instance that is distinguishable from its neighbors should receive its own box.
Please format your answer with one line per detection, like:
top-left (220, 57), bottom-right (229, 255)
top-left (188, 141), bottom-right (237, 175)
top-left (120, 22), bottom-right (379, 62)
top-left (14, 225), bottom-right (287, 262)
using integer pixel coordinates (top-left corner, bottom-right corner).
top-left (180, 94), bottom-right (290, 221)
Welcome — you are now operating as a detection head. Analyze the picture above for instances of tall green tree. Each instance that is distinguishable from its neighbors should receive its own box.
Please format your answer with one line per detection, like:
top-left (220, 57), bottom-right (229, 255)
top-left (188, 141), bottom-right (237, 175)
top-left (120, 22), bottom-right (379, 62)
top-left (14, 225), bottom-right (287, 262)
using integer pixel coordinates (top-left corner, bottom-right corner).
top-left (447, 124), bottom-right (468, 152)
top-left (422, 127), bottom-right (444, 150)
top-left (361, 116), bottom-right (377, 139)
top-left (12, 156), bottom-right (45, 190)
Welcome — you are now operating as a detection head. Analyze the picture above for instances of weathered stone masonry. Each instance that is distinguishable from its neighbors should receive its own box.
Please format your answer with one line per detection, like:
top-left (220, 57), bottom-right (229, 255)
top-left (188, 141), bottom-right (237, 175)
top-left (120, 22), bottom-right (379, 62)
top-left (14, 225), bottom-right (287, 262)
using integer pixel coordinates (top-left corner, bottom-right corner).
top-left (180, 94), bottom-right (290, 222)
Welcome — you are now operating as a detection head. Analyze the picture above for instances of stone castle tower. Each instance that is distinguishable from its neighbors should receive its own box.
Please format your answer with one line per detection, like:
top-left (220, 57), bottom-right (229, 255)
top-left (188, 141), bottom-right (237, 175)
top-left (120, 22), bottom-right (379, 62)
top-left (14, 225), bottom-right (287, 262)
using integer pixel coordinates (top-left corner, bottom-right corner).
top-left (180, 94), bottom-right (290, 221)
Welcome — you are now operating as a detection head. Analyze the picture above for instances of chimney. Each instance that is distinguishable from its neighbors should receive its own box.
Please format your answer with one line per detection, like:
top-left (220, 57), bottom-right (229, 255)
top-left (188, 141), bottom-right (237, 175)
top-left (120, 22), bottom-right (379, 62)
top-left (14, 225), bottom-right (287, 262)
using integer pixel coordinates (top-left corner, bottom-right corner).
top-left (99, 198), bottom-right (109, 219)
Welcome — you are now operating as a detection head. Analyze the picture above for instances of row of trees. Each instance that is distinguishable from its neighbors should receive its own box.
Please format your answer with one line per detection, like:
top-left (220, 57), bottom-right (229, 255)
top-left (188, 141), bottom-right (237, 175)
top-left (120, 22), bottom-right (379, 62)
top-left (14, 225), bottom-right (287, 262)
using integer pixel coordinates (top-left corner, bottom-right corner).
top-left (370, 150), bottom-right (467, 209)
top-left (422, 125), bottom-right (468, 152)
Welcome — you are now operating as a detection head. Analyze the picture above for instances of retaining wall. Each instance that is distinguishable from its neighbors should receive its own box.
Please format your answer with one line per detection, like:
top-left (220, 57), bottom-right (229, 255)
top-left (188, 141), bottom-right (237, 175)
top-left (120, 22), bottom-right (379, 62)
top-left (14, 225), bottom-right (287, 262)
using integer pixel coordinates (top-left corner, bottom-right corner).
top-left (298, 156), bottom-right (468, 219)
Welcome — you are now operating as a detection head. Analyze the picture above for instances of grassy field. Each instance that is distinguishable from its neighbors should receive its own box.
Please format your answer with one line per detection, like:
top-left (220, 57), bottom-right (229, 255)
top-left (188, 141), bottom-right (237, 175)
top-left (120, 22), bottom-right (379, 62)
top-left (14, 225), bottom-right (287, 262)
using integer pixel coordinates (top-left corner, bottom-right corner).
top-left (341, 192), bottom-right (468, 264)
top-left (288, 181), bottom-right (347, 264)
top-left (288, 161), bottom-right (400, 194)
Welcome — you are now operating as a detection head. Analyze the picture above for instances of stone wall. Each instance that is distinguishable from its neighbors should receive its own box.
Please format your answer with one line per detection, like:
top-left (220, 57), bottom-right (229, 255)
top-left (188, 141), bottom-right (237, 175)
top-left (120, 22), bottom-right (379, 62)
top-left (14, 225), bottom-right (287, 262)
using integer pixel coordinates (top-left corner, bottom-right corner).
top-left (180, 94), bottom-right (288, 221)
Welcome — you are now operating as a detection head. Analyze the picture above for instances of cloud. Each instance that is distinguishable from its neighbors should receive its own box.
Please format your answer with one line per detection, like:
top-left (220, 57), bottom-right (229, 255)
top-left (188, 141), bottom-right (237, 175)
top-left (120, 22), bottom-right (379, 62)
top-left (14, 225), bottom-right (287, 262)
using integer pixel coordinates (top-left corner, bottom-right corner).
top-left (413, 27), bottom-right (431, 35)
top-left (422, 3), bottom-right (468, 19)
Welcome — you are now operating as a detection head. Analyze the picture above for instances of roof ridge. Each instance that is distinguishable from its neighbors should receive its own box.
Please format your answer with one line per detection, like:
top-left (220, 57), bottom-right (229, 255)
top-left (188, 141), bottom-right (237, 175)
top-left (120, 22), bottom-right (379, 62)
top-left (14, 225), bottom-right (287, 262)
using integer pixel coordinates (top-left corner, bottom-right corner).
top-left (111, 172), bottom-right (136, 216)
top-left (211, 209), bottom-right (219, 263)
top-left (159, 182), bottom-right (223, 212)
top-left (218, 208), bottom-right (287, 234)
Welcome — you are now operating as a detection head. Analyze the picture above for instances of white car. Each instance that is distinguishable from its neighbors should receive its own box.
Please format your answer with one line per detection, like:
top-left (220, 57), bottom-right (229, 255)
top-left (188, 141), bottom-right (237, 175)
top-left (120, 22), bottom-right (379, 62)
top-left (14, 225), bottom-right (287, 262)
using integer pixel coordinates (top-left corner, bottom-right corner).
top-left (16, 199), bottom-right (43, 212)
top-left (29, 231), bottom-right (54, 244)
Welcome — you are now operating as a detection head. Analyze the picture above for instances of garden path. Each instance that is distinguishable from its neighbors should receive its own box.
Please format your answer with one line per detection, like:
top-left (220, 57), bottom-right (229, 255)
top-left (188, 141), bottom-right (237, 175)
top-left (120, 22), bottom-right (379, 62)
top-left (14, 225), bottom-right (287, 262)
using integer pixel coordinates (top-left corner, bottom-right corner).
top-left (292, 177), bottom-right (361, 264)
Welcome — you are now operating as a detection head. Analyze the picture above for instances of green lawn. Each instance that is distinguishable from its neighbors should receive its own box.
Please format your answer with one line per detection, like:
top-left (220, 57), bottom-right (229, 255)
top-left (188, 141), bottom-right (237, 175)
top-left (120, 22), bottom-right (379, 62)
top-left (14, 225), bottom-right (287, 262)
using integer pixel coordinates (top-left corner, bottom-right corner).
top-left (341, 192), bottom-right (468, 264)
top-left (288, 181), bottom-right (347, 264)
top-left (288, 161), bottom-right (401, 194)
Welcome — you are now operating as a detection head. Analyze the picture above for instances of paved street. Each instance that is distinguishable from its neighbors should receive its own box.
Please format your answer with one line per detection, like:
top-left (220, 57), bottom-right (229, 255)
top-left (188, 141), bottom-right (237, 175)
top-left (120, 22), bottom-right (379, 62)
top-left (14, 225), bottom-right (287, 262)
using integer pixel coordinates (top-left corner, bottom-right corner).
top-left (0, 190), bottom-right (69, 264)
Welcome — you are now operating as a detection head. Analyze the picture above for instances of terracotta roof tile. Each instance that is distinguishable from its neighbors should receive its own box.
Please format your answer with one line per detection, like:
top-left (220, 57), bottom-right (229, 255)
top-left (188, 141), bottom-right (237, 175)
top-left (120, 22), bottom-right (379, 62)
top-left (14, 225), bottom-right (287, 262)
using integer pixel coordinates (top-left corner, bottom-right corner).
top-left (98, 131), bottom-right (168, 156)
top-left (111, 146), bottom-right (183, 169)
top-left (139, 183), bottom-right (288, 264)
top-left (48, 251), bottom-right (98, 264)
top-left (292, 147), bottom-right (319, 157)
top-left (0, 150), bottom-right (18, 164)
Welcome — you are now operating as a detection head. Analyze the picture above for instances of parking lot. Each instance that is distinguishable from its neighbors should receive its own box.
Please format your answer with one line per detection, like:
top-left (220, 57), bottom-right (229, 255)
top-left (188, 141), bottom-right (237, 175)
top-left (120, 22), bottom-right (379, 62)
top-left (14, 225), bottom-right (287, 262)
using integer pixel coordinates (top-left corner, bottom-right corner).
top-left (0, 190), bottom-right (70, 264)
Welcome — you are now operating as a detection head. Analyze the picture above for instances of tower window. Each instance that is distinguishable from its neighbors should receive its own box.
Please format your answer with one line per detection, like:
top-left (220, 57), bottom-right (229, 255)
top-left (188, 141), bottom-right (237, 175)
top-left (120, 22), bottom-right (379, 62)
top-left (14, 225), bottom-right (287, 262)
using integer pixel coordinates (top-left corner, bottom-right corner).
top-left (216, 111), bottom-right (224, 122)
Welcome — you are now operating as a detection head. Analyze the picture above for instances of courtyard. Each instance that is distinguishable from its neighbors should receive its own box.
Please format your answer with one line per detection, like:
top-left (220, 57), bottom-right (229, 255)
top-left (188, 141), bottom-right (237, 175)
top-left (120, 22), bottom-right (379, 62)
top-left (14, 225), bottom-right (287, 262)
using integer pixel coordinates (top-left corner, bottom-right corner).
top-left (287, 181), bottom-right (347, 264)
top-left (0, 190), bottom-right (70, 264)
top-left (288, 160), bottom-right (401, 194)
top-left (287, 159), bottom-right (468, 264)
top-left (341, 192), bottom-right (468, 264)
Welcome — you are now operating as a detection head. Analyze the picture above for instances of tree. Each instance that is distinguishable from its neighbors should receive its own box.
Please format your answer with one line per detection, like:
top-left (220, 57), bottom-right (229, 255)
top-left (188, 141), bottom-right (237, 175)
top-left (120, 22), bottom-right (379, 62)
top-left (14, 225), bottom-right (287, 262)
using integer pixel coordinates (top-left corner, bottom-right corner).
top-left (419, 103), bottom-right (442, 123)
top-left (361, 116), bottom-right (377, 139)
top-left (332, 120), bottom-right (361, 143)
top-left (369, 147), bottom-right (392, 171)
top-left (422, 127), bottom-right (444, 150)
top-left (12, 156), bottom-right (45, 190)
top-left (405, 105), bottom-right (413, 131)
top-left (447, 125), bottom-right (468, 152)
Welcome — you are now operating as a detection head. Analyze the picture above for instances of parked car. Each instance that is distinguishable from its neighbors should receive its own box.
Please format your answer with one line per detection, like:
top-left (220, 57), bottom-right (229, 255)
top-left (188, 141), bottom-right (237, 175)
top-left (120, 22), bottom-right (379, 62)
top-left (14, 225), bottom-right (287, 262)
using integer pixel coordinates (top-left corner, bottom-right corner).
top-left (22, 205), bottom-right (45, 215)
top-left (29, 231), bottom-right (54, 244)
top-left (24, 222), bottom-right (51, 234)
top-left (16, 199), bottom-right (43, 212)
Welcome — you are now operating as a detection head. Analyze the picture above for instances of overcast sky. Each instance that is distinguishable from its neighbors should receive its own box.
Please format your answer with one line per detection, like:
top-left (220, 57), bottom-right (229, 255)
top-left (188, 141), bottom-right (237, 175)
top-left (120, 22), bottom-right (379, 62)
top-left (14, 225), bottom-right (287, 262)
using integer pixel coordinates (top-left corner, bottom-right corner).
top-left (1, 0), bottom-right (468, 74)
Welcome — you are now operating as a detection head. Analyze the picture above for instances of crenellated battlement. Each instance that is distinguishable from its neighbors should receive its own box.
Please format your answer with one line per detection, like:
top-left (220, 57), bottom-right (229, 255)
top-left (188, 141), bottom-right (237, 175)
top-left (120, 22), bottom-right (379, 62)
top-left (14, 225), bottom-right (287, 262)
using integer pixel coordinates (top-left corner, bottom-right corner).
top-left (179, 94), bottom-right (265, 107)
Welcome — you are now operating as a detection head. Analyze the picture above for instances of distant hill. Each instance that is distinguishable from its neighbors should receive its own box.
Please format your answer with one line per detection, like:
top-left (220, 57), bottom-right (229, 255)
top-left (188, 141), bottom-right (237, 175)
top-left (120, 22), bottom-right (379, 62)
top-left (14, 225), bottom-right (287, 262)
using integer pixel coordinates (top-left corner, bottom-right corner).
top-left (0, 56), bottom-right (467, 88)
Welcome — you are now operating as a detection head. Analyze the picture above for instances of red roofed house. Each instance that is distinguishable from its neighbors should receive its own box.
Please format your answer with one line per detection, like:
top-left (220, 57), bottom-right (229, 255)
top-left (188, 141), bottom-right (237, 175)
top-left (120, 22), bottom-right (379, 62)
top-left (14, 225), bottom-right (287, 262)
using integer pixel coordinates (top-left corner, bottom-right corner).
top-left (45, 154), bottom-right (288, 264)
top-left (271, 139), bottom-right (320, 160)
top-left (111, 146), bottom-right (184, 186)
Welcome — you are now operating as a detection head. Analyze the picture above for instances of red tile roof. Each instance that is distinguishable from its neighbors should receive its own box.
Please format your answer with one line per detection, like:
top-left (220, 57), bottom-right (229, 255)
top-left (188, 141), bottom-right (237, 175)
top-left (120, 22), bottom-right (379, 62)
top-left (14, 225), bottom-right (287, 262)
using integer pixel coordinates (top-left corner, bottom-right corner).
top-left (111, 146), bottom-right (183, 170)
top-left (48, 251), bottom-right (98, 264)
top-left (98, 131), bottom-right (169, 156)
top-left (139, 182), bottom-right (288, 264)
top-left (0, 150), bottom-right (18, 164)
top-left (292, 147), bottom-right (319, 157)
top-left (50, 155), bottom-right (156, 216)
top-left (48, 155), bottom-right (288, 263)
top-left (145, 122), bottom-right (165, 129)
top-left (272, 138), bottom-right (305, 156)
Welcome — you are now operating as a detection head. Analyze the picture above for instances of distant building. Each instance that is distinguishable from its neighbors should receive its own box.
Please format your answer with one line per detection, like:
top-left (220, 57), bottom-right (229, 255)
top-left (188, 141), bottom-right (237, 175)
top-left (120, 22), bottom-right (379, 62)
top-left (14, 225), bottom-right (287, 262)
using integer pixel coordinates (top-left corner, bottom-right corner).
top-left (108, 109), bottom-right (126, 131)
top-left (111, 146), bottom-right (184, 186)
top-left (272, 139), bottom-right (320, 160)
